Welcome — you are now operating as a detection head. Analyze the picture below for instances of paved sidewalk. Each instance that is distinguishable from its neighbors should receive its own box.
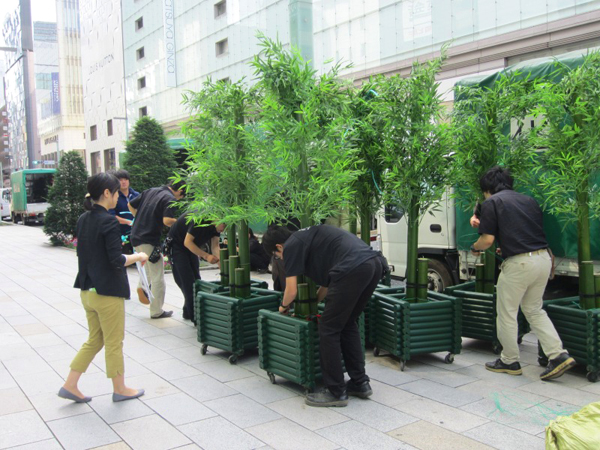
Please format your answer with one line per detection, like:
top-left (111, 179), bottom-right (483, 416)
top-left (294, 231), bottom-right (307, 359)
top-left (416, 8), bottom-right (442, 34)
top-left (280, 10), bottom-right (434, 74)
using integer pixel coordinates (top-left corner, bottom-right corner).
top-left (0, 223), bottom-right (596, 450)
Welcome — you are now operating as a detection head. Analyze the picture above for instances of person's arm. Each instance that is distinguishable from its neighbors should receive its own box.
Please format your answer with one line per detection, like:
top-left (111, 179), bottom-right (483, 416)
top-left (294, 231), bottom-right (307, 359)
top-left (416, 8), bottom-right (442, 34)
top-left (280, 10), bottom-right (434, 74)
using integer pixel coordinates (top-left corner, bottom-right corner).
top-left (184, 233), bottom-right (219, 264)
top-left (210, 236), bottom-right (220, 258)
top-left (163, 217), bottom-right (176, 227)
top-left (124, 252), bottom-right (148, 266)
top-left (128, 203), bottom-right (137, 216)
top-left (116, 215), bottom-right (133, 226)
top-left (317, 286), bottom-right (328, 302)
top-left (279, 276), bottom-right (298, 313)
top-left (471, 233), bottom-right (495, 254)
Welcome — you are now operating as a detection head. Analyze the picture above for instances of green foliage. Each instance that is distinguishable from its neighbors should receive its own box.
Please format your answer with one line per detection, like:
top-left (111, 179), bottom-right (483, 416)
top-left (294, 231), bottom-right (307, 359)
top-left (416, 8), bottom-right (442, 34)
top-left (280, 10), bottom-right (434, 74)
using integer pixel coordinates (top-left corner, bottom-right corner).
top-left (251, 34), bottom-right (360, 228)
top-left (379, 49), bottom-right (455, 222)
top-left (180, 79), bottom-right (267, 226)
top-left (531, 51), bottom-right (600, 223)
top-left (43, 151), bottom-right (88, 245)
top-left (123, 116), bottom-right (177, 193)
top-left (452, 71), bottom-right (537, 210)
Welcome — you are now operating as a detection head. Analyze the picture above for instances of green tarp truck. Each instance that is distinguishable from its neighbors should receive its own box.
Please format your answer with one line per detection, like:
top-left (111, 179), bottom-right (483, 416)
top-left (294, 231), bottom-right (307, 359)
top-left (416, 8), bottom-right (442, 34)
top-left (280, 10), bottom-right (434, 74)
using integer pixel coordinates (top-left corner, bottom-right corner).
top-left (10, 169), bottom-right (56, 224)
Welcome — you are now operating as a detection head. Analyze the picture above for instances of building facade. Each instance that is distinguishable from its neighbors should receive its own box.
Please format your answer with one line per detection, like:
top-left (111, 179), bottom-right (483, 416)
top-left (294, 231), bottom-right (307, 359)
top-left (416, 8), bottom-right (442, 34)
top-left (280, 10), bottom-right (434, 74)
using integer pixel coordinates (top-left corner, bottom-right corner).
top-left (80, 0), bottom-right (127, 174)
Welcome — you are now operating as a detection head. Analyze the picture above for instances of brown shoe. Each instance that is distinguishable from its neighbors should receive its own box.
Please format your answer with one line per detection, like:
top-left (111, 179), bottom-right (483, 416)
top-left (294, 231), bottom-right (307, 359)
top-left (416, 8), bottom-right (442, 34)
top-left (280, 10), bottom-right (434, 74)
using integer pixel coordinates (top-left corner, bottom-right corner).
top-left (137, 287), bottom-right (150, 305)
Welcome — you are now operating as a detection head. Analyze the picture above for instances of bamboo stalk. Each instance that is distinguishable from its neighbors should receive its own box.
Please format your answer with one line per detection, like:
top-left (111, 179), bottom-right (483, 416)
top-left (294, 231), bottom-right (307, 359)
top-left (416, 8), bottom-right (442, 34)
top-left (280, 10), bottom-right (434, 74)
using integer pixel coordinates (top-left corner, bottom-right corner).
top-left (417, 258), bottom-right (428, 302)
top-left (296, 283), bottom-right (310, 317)
top-left (220, 249), bottom-right (229, 286)
top-left (580, 261), bottom-right (594, 310)
top-left (595, 274), bottom-right (600, 309)
top-left (228, 255), bottom-right (240, 298)
top-left (307, 278), bottom-right (319, 316)
top-left (237, 220), bottom-right (251, 280)
top-left (475, 263), bottom-right (484, 293)
top-left (483, 251), bottom-right (495, 295)
top-left (227, 224), bottom-right (237, 257)
top-left (235, 267), bottom-right (251, 299)
top-left (359, 203), bottom-right (371, 245)
top-left (405, 198), bottom-right (420, 301)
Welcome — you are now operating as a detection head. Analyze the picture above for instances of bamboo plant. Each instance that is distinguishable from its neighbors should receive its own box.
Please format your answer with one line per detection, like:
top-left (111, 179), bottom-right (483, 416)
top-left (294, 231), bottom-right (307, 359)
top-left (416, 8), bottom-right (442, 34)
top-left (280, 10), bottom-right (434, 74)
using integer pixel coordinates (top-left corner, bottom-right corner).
top-left (379, 50), bottom-right (455, 301)
top-left (452, 71), bottom-right (537, 293)
top-left (531, 51), bottom-right (600, 309)
top-left (180, 79), bottom-right (268, 295)
top-left (251, 35), bottom-right (360, 314)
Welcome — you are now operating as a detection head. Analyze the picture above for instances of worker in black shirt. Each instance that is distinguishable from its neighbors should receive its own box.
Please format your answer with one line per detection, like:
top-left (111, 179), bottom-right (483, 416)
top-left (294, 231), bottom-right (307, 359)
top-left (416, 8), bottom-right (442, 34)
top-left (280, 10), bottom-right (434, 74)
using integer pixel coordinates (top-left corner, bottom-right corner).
top-left (470, 166), bottom-right (575, 381)
top-left (128, 180), bottom-right (185, 319)
top-left (263, 224), bottom-right (388, 407)
top-left (168, 212), bottom-right (225, 323)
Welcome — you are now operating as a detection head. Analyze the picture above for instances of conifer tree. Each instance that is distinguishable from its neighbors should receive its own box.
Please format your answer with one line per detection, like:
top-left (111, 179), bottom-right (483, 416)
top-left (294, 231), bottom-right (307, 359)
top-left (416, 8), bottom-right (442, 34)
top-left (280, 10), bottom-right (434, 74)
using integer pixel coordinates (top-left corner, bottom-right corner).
top-left (123, 117), bottom-right (177, 193)
top-left (43, 151), bottom-right (88, 246)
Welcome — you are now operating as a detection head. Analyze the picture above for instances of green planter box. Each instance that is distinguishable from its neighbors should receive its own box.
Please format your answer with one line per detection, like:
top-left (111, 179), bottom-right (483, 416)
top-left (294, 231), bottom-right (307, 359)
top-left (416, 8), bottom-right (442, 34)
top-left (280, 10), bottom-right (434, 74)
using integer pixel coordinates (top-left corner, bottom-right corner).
top-left (445, 281), bottom-right (530, 354)
top-left (194, 288), bottom-right (280, 364)
top-left (193, 278), bottom-right (269, 297)
top-left (257, 308), bottom-right (366, 392)
top-left (540, 297), bottom-right (599, 382)
top-left (369, 288), bottom-right (462, 370)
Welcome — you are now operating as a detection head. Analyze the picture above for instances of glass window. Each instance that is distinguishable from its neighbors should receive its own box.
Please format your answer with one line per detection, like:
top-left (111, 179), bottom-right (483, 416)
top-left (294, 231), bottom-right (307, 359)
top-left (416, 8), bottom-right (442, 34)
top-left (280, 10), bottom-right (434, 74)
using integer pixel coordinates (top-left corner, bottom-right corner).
top-left (135, 17), bottom-right (143, 31)
top-left (138, 76), bottom-right (146, 89)
top-left (107, 119), bottom-right (113, 136)
top-left (104, 148), bottom-right (116, 171)
top-left (139, 106), bottom-right (147, 118)
top-left (215, 38), bottom-right (228, 56)
top-left (384, 204), bottom-right (405, 223)
top-left (90, 125), bottom-right (97, 141)
top-left (136, 47), bottom-right (145, 60)
top-left (91, 151), bottom-right (101, 175)
top-left (214, 1), bottom-right (226, 18)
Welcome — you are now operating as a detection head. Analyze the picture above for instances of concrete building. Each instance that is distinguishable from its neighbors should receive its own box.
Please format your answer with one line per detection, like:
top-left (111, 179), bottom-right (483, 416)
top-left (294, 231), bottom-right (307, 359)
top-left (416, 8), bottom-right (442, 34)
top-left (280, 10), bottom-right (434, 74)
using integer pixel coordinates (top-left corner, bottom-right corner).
top-left (79, 0), bottom-right (127, 174)
top-left (1, 105), bottom-right (9, 187)
top-left (38, 0), bottom-right (86, 171)
top-left (119, 0), bottom-right (600, 146)
top-left (2, 0), bottom-right (40, 171)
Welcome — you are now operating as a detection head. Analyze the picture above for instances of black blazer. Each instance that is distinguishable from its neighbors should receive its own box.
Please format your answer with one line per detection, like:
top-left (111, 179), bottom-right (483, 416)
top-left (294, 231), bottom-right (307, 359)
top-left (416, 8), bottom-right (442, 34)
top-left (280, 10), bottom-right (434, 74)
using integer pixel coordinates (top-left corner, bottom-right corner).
top-left (74, 204), bottom-right (130, 298)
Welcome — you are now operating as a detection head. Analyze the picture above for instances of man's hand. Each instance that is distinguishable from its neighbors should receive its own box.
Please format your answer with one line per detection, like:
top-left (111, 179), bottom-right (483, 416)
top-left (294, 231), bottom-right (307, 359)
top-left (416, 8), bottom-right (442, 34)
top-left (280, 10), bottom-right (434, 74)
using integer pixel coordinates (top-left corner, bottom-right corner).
top-left (206, 255), bottom-right (219, 265)
top-left (137, 252), bottom-right (149, 265)
top-left (279, 305), bottom-right (290, 314)
top-left (470, 214), bottom-right (480, 228)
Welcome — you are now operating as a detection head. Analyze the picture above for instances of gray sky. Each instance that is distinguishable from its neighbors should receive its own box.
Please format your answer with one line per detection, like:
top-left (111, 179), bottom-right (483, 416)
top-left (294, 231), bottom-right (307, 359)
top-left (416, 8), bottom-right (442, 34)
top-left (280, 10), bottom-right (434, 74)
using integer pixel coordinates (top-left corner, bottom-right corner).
top-left (1, 0), bottom-right (57, 46)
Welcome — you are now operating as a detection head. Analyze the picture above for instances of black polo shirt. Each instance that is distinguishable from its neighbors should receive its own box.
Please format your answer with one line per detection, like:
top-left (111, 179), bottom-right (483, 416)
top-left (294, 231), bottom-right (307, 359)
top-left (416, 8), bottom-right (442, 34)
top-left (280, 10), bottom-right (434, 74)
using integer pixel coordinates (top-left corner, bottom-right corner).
top-left (478, 189), bottom-right (548, 258)
top-left (283, 224), bottom-right (378, 286)
top-left (129, 186), bottom-right (176, 247)
top-left (168, 213), bottom-right (220, 251)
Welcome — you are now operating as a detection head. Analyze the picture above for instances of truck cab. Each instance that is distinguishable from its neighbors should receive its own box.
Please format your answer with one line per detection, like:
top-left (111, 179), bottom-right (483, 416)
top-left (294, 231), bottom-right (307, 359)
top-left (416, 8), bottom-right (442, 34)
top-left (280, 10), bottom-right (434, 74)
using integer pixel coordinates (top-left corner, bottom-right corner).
top-left (10, 169), bottom-right (56, 225)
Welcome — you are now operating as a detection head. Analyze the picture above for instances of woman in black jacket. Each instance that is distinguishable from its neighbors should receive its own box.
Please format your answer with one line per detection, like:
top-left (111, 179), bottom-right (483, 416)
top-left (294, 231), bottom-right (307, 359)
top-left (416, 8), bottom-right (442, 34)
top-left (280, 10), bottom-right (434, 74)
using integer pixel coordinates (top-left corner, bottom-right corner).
top-left (58, 173), bottom-right (148, 403)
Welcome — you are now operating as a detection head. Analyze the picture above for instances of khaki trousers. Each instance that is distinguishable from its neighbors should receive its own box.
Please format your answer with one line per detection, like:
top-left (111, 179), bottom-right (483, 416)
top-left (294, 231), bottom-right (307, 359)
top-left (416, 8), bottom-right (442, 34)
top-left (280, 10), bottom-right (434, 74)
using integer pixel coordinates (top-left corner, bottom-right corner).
top-left (135, 243), bottom-right (166, 318)
top-left (70, 290), bottom-right (125, 378)
top-left (497, 250), bottom-right (566, 364)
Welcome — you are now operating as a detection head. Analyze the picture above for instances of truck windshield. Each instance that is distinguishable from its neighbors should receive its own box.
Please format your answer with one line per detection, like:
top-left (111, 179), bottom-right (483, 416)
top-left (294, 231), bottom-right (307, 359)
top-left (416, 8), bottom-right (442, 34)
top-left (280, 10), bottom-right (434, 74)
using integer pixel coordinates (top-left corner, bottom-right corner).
top-left (25, 174), bottom-right (54, 203)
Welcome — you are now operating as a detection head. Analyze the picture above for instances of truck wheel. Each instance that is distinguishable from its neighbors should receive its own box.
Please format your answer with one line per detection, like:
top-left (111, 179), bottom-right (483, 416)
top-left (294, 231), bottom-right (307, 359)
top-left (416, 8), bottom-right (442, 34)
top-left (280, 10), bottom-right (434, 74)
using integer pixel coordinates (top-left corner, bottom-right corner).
top-left (12, 213), bottom-right (21, 224)
top-left (427, 259), bottom-right (453, 292)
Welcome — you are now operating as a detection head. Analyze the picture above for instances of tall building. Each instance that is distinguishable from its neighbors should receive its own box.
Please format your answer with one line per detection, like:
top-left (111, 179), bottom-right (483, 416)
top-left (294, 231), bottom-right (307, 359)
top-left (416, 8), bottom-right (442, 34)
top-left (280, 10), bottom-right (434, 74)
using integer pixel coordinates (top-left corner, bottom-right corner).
top-left (2, 0), bottom-right (40, 171)
top-left (1, 105), bottom-right (9, 187)
top-left (38, 0), bottom-right (86, 169)
top-left (79, 0), bottom-right (127, 174)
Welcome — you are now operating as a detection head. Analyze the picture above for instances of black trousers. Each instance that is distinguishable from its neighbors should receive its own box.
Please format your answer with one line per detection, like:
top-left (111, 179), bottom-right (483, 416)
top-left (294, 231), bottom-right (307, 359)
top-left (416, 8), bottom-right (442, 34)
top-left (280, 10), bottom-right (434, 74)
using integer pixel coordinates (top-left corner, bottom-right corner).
top-left (319, 256), bottom-right (382, 396)
top-left (171, 246), bottom-right (200, 320)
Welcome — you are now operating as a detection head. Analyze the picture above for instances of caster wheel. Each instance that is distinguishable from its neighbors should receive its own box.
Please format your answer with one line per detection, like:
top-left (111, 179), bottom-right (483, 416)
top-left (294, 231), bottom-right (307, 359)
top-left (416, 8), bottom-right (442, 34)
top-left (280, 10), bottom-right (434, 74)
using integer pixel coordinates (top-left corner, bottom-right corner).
top-left (400, 360), bottom-right (406, 371)
top-left (445, 353), bottom-right (455, 364)
top-left (268, 372), bottom-right (276, 384)
top-left (538, 357), bottom-right (549, 367)
top-left (200, 344), bottom-right (208, 355)
top-left (373, 347), bottom-right (380, 357)
top-left (228, 354), bottom-right (238, 365)
top-left (492, 344), bottom-right (502, 355)
top-left (587, 371), bottom-right (598, 383)
top-left (517, 336), bottom-right (523, 344)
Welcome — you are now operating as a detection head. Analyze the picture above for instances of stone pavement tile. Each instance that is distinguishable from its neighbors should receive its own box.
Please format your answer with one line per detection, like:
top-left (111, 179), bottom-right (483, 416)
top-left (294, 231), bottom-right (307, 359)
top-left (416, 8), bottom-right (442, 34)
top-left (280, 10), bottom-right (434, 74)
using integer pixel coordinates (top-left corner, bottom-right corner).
top-left (144, 358), bottom-right (202, 381)
top-left (143, 392), bottom-right (217, 426)
top-left (0, 387), bottom-right (33, 415)
top-left (317, 420), bottom-right (417, 450)
top-left (182, 337), bottom-right (203, 348)
top-left (521, 364), bottom-right (590, 389)
top-left (23, 332), bottom-right (66, 348)
top-left (0, 302), bottom-right (28, 317)
top-left (225, 375), bottom-right (298, 405)
top-left (125, 373), bottom-right (180, 400)
top-left (463, 422), bottom-right (545, 450)
top-left (164, 325), bottom-right (197, 340)
top-left (204, 394), bottom-right (281, 428)
top-left (76, 371), bottom-right (117, 397)
top-left (0, 343), bottom-right (37, 362)
top-left (178, 416), bottom-right (266, 450)
top-left (123, 334), bottom-right (147, 349)
top-left (0, 328), bottom-right (27, 346)
top-left (170, 445), bottom-right (201, 450)
top-left (417, 369), bottom-right (479, 388)
top-left (455, 363), bottom-right (536, 388)
top-left (454, 350), bottom-right (498, 366)
top-left (517, 379), bottom-right (595, 407)
top-left (142, 317), bottom-right (181, 329)
top-left (112, 415), bottom-right (192, 450)
top-left (247, 418), bottom-right (338, 450)
top-left (59, 333), bottom-right (89, 349)
top-left (457, 380), bottom-right (549, 404)
top-left (169, 345), bottom-right (220, 365)
top-left (9, 438), bottom-right (64, 449)
top-left (51, 301), bottom-right (81, 312)
top-left (265, 396), bottom-right (349, 431)
top-left (35, 344), bottom-right (78, 363)
top-left (0, 363), bottom-right (18, 390)
top-left (121, 358), bottom-right (151, 378)
top-left (388, 420), bottom-right (494, 450)
top-left (368, 379), bottom-right (419, 407)
top-left (0, 410), bottom-right (53, 449)
top-left (13, 323), bottom-right (51, 337)
top-left (49, 323), bottom-right (88, 338)
top-left (191, 360), bottom-right (255, 383)
top-left (394, 397), bottom-right (489, 433)
top-left (87, 443), bottom-right (131, 450)
top-left (171, 374), bottom-right (236, 402)
top-left (339, 398), bottom-right (418, 432)
top-left (88, 393), bottom-right (154, 425)
top-left (15, 370), bottom-right (65, 397)
top-left (3, 354), bottom-right (54, 376)
top-left (48, 412), bottom-right (121, 450)
top-left (410, 353), bottom-right (476, 372)
top-left (365, 360), bottom-right (419, 386)
top-left (46, 358), bottom-right (101, 378)
top-left (123, 322), bottom-right (168, 340)
top-left (398, 379), bottom-right (483, 407)
top-left (123, 344), bottom-right (171, 365)
top-left (145, 334), bottom-right (191, 351)
top-left (29, 391), bottom-right (92, 421)
top-left (5, 315), bottom-right (41, 326)
top-left (39, 315), bottom-right (77, 327)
